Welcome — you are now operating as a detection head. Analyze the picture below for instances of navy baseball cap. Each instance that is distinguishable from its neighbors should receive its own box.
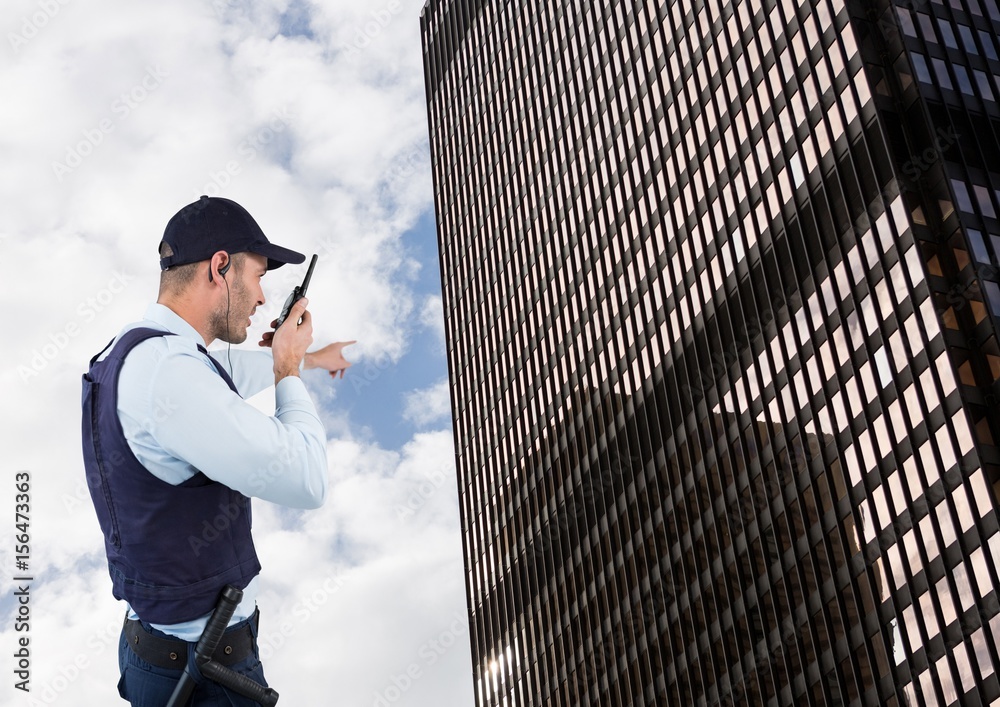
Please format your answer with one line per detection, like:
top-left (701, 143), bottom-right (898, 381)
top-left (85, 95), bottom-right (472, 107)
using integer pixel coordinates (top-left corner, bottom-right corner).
top-left (159, 196), bottom-right (306, 271)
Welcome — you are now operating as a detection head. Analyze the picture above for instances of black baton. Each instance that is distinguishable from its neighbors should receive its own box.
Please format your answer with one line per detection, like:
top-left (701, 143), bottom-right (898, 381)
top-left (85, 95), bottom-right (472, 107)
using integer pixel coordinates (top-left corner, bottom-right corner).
top-left (164, 585), bottom-right (278, 707)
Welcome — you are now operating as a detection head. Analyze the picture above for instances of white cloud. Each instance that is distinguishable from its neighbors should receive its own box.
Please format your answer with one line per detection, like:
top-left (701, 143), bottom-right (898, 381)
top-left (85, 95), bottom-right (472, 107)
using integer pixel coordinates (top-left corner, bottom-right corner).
top-left (250, 432), bottom-right (469, 705)
top-left (0, 0), bottom-right (470, 704)
top-left (420, 294), bottom-right (446, 345)
top-left (402, 378), bottom-right (453, 428)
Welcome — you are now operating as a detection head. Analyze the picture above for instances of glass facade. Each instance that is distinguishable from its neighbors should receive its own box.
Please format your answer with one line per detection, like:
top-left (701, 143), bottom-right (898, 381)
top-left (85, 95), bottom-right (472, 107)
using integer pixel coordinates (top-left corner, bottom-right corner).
top-left (421, 0), bottom-right (1000, 704)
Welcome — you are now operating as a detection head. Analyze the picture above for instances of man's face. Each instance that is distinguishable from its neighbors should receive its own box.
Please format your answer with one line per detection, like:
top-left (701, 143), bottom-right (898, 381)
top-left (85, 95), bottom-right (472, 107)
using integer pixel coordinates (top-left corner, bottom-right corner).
top-left (211, 252), bottom-right (267, 344)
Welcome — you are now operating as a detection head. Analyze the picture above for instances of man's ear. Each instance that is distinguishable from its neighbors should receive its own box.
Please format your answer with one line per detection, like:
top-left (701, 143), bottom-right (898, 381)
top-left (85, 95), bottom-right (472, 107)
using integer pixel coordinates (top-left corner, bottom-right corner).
top-left (209, 252), bottom-right (231, 283)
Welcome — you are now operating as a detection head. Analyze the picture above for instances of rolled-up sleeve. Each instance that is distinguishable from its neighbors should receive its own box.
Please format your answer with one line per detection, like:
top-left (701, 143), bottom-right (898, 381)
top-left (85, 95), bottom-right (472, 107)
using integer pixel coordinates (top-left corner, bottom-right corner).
top-left (145, 344), bottom-right (328, 509)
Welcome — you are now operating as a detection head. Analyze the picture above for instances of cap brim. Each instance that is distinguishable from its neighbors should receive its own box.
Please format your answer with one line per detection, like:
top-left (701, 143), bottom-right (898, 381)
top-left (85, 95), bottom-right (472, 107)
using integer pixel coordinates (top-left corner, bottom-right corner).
top-left (248, 242), bottom-right (306, 270)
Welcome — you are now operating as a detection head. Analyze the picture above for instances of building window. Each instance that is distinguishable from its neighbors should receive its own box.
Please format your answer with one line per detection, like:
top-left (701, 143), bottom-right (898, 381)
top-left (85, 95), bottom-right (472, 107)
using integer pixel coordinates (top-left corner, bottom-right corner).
top-left (911, 53), bottom-right (932, 84)
top-left (939, 19), bottom-right (959, 49)
top-left (975, 69), bottom-right (995, 100)
top-left (983, 30), bottom-right (1000, 60)
top-left (931, 58), bottom-right (953, 89)
top-left (959, 24), bottom-right (978, 54)
top-left (954, 65), bottom-right (974, 95)
top-left (897, 7), bottom-right (917, 38)
top-left (952, 180), bottom-right (974, 213)
top-left (975, 185), bottom-right (997, 218)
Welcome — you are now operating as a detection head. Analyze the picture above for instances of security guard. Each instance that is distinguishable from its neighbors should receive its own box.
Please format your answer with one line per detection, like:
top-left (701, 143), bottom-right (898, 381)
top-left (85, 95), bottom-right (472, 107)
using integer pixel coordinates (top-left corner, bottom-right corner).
top-left (82, 196), bottom-right (353, 705)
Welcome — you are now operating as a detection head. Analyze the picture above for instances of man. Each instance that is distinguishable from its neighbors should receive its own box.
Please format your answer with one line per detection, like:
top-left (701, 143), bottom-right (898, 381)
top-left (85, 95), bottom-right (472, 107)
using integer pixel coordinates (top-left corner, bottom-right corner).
top-left (81, 196), bottom-right (353, 705)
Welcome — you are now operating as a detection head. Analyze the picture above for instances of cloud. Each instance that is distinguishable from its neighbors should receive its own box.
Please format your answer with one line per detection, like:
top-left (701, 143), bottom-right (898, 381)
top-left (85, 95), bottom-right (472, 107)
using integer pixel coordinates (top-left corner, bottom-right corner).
top-left (402, 378), bottom-right (453, 428)
top-left (420, 294), bottom-right (445, 345)
top-left (246, 431), bottom-right (470, 705)
top-left (0, 0), bottom-right (470, 704)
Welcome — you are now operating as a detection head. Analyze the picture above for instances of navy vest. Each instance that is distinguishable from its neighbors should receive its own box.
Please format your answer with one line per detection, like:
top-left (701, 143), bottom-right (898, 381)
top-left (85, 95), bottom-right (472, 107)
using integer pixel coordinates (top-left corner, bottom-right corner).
top-left (81, 327), bottom-right (261, 624)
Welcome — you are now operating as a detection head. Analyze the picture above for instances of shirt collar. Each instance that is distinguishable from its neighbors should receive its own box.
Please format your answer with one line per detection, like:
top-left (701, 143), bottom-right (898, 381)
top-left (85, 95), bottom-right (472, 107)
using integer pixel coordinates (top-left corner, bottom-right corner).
top-left (143, 303), bottom-right (209, 348)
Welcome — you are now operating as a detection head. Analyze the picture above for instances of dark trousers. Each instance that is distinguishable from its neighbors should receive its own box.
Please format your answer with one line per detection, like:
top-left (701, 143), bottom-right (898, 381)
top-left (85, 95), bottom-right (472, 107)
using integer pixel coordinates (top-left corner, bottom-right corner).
top-left (117, 612), bottom-right (268, 706)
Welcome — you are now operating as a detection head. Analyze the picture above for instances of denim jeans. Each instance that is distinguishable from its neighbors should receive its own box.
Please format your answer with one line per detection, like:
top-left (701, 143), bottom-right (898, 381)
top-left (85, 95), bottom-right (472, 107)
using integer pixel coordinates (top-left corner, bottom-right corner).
top-left (117, 612), bottom-right (268, 706)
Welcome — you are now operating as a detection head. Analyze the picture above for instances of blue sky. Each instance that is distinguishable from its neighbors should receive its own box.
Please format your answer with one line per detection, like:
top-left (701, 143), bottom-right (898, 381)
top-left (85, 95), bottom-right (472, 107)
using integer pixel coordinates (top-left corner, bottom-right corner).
top-left (332, 210), bottom-right (452, 450)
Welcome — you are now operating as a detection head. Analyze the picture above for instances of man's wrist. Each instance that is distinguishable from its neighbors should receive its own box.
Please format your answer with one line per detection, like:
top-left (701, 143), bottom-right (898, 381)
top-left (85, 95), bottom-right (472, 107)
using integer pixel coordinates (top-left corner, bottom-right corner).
top-left (274, 362), bottom-right (302, 383)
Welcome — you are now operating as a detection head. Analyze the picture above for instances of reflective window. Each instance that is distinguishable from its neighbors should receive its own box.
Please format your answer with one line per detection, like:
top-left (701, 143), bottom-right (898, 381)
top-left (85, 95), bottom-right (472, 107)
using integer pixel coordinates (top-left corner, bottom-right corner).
top-left (954, 64), bottom-right (974, 95)
top-left (969, 229), bottom-right (990, 263)
top-left (959, 24), bottom-right (978, 54)
top-left (939, 19), bottom-right (959, 48)
top-left (983, 30), bottom-right (1000, 60)
top-left (975, 185), bottom-right (997, 218)
top-left (932, 58), bottom-right (953, 89)
top-left (988, 0), bottom-right (1000, 23)
top-left (953, 180), bottom-right (974, 213)
top-left (897, 7), bottom-right (917, 38)
top-left (911, 53), bottom-right (933, 84)
top-left (917, 13), bottom-right (936, 44)
top-left (975, 69), bottom-right (995, 101)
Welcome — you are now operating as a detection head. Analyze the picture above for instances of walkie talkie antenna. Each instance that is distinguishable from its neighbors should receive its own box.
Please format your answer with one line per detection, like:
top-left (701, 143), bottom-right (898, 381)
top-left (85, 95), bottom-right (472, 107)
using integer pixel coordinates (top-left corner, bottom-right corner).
top-left (275, 254), bottom-right (318, 328)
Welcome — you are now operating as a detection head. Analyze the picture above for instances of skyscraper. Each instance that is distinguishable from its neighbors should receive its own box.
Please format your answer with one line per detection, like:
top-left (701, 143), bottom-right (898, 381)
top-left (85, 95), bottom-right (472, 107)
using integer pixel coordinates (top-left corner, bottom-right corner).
top-left (421, 0), bottom-right (1000, 704)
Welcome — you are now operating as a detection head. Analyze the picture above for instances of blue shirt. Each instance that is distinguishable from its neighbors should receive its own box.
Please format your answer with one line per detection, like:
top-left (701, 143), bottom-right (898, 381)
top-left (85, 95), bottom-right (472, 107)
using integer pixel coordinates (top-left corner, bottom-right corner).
top-left (99, 303), bottom-right (328, 639)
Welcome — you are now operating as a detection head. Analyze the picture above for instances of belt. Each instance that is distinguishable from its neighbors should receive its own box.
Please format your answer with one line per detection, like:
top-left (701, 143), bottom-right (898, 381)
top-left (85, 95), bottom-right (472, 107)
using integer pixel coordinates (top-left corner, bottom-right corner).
top-left (123, 609), bottom-right (258, 670)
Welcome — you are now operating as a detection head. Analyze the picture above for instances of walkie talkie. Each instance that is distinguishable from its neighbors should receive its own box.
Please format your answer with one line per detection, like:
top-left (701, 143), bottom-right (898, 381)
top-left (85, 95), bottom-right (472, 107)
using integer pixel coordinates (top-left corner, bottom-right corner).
top-left (275, 254), bottom-right (317, 328)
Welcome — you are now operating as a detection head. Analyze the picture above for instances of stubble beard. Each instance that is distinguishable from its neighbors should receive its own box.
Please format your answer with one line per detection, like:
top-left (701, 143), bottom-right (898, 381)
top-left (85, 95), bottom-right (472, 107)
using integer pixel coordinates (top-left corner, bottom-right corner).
top-left (209, 276), bottom-right (251, 345)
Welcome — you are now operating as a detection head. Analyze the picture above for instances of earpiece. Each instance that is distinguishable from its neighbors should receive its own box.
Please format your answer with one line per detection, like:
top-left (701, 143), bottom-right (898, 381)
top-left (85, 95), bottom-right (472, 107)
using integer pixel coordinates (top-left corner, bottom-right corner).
top-left (208, 254), bottom-right (232, 283)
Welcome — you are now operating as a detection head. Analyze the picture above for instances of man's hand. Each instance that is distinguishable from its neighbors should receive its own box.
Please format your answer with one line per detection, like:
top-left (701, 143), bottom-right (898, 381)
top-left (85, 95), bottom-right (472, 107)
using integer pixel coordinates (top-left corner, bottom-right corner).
top-left (258, 303), bottom-right (356, 380)
top-left (266, 297), bottom-right (313, 383)
top-left (304, 341), bottom-right (356, 379)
